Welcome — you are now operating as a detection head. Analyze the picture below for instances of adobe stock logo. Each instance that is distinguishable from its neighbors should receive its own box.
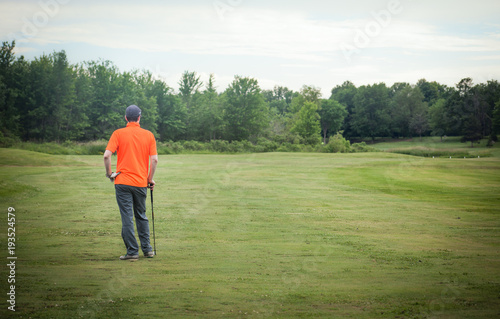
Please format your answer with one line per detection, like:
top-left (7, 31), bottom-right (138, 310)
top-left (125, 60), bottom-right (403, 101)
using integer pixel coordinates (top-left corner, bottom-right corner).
top-left (340, 0), bottom-right (404, 64)
top-left (20, 0), bottom-right (71, 38)
top-left (213, 0), bottom-right (244, 20)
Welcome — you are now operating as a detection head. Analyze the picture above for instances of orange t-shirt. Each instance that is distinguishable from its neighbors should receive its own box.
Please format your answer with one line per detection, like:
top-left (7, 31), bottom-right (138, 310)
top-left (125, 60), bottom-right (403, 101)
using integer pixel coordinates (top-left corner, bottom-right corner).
top-left (106, 122), bottom-right (157, 187)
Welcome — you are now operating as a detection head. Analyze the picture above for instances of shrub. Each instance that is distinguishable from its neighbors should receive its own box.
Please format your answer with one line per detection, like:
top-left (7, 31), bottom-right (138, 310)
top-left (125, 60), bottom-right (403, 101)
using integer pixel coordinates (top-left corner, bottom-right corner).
top-left (301, 144), bottom-right (315, 152)
top-left (256, 138), bottom-right (279, 152)
top-left (0, 131), bottom-right (20, 147)
top-left (182, 140), bottom-right (206, 151)
top-left (157, 143), bottom-right (173, 155)
top-left (277, 142), bottom-right (302, 152)
top-left (166, 141), bottom-right (184, 154)
top-left (80, 140), bottom-right (107, 155)
top-left (209, 140), bottom-right (230, 153)
top-left (228, 140), bottom-right (255, 153)
top-left (323, 133), bottom-right (351, 153)
top-left (351, 142), bottom-right (378, 153)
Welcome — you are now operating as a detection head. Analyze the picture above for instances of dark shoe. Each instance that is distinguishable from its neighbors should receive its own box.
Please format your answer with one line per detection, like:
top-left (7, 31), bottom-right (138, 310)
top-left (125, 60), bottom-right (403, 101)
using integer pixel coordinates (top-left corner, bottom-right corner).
top-left (119, 254), bottom-right (139, 260)
top-left (144, 251), bottom-right (154, 258)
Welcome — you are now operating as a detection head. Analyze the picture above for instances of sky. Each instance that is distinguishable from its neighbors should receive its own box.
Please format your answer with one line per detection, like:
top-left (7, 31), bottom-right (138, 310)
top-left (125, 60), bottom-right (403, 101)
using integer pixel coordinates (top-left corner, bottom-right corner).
top-left (1, 0), bottom-right (500, 96)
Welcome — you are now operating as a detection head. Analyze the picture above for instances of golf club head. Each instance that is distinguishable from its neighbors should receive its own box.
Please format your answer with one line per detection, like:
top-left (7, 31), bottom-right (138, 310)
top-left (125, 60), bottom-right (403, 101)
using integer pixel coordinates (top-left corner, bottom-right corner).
top-left (109, 172), bottom-right (120, 182)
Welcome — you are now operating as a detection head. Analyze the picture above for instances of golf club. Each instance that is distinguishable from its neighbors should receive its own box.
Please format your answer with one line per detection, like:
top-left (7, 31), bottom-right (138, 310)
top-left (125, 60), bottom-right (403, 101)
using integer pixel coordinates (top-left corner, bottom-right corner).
top-left (149, 185), bottom-right (156, 256)
top-left (109, 171), bottom-right (120, 182)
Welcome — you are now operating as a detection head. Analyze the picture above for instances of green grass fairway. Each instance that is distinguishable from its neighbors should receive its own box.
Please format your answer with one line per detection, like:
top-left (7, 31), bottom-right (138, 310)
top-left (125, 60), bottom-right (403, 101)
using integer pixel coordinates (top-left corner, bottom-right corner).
top-left (1, 149), bottom-right (499, 318)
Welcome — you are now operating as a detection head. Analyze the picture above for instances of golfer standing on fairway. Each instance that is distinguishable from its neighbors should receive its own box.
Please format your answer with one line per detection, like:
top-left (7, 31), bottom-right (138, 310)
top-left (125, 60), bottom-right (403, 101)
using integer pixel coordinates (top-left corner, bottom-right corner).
top-left (103, 104), bottom-right (158, 260)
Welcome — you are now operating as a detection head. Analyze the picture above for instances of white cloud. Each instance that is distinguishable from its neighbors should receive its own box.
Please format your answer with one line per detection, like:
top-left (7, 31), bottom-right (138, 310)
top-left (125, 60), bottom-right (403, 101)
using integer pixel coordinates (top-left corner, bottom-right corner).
top-left (1, 0), bottom-right (499, 91)
top-left (468, 55), bottom-right (500, 61)
top-left (8, 3), bottom-right (498, 62)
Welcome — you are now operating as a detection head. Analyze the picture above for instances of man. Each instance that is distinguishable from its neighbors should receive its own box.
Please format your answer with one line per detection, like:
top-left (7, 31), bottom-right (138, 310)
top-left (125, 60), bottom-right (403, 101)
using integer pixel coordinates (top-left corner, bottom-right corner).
top-left (103, 104), bottom-right (158, 260)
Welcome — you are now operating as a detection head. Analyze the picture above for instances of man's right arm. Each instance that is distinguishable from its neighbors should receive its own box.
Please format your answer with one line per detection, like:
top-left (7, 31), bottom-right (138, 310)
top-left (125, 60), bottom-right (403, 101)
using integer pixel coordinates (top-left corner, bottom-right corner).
top-left (103, 150), bottom-right (113, 177)
top-left (148, 155), bottom-right (158, 190)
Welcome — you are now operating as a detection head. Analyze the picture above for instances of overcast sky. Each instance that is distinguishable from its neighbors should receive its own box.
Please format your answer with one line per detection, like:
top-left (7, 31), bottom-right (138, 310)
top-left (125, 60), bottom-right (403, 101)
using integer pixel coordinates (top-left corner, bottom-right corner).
top-left (1, 0), bottom-right (500, 96)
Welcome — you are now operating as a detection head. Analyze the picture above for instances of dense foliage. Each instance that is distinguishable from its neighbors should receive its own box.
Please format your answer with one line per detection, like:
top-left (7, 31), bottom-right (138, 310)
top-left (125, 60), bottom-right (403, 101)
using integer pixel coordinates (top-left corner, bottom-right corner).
top-left (1, 41), bottom-right (500, 147)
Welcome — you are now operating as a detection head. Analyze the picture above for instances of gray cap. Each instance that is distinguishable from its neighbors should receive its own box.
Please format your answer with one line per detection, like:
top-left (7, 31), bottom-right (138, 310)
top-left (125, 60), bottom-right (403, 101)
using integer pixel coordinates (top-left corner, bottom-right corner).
top-left (125, 105), bottom-right (141, 118)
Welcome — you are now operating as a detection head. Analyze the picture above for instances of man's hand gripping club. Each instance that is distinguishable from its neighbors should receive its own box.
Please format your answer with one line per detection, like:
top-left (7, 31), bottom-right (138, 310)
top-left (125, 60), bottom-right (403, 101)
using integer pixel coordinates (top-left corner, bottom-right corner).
top-left (107, 172), bottom-right (120, 182)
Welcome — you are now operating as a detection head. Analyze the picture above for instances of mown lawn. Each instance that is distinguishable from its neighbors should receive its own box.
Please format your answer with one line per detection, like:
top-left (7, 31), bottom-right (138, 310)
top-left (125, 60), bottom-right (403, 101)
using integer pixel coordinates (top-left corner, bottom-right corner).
top-left (1, 148), bottom-right (499, 318)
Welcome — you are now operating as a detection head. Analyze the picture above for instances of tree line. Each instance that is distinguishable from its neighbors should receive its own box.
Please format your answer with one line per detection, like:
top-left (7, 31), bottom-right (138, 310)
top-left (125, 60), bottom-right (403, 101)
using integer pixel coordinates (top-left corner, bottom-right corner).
top-left (1, 41), bottom-right (500, 147)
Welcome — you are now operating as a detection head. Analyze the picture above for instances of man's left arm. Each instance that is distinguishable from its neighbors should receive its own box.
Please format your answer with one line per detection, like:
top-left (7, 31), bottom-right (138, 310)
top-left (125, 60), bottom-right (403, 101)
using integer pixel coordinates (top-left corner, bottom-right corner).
top-left (148, 155), bottom-right (158, 190)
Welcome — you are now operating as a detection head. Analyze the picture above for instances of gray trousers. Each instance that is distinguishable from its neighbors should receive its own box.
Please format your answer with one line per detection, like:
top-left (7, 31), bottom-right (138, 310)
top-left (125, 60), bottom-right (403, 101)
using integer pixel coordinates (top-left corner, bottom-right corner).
top-left (115, 185), bottom-right (152, 255)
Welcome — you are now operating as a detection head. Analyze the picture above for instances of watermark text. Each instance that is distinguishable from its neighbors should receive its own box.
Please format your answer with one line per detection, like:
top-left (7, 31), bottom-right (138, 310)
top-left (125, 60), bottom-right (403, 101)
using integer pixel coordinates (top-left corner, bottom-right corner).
top-left (6, 207), bottom-right (16, 312)
top-left (214, 0), bottom-right (244, 20)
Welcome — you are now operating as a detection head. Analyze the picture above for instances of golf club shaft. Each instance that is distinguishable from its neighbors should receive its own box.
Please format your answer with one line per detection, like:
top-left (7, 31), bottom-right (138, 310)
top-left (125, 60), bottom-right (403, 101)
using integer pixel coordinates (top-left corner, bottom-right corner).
top-left (150, 188), bottom-right (156, 255)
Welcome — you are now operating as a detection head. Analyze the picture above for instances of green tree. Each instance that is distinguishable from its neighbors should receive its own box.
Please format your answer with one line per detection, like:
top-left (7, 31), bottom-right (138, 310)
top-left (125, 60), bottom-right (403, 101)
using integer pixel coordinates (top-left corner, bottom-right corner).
top-left (50, 51), bottom-right (82, 141)
top-left (318, 99), bottom-right (347, 144)
top-left (24, 54), bottom-right (54, 140)
top-left (73, 64), bottom-right (92, 141)
top-left (300, 85), bottom-right (322, 104)
top-left (184, 73), bottom-right (222, 141)
top-left (131, 71), bottom-right (158, 135)
top-left (351, 83), bottom-right (391, 141)
top-left (443, 87), bottom-right (461, 136)
top-left (178, 71), bottom-right (203, 139)
top-left (199, 74), bottom-right (224, 140)
top-left (477, 80), bottom-right (500, 138)
top-left (428, 98), bottom-right (447, 141)
top-left (492, 100), bottom-right (500, 140)
top-left (149, 79), bottom-right (186, 141)
top-left (448, 78), bottom-right (487, 147)
top-left (178, 70), bottom-right (202, 110)
top-left (416, 79), bottom-right (441, 105)
top-left (290, 85), bottom-right (321, 113)
top-left (263, 85), bottom-right (294, 115)
top-left (262, 86), bottom-right (297, 142)
top-left (222, 76), bottom-right (268, 141)
top-left (11, 51), bottom-right (83, 141)
top-left (8, 56), bottom-right (30, 141)
top-left (389, 82), bottom-right (411, 99)
top-left (330, 81), bottom-right (357, 138)
top-left (291, 101), bottom-right (321, 145)
top-left (409, 112), bottom-right (429, 141)
top-left (84, 60), bottom-right (123, 140)
top-left (290, 93), bottom-right (306, 114)
top-left (389, 85), bottom-right (427, 138)
top-left (0, 41), bottom-right (22, 141)
top-left (0, 41), bottom-right (15, 73)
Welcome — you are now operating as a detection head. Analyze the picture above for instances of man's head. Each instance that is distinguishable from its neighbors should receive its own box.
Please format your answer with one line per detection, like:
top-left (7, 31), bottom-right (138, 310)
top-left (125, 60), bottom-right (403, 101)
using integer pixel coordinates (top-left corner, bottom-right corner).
top-left (125, 105), bottom-right (141, 122)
